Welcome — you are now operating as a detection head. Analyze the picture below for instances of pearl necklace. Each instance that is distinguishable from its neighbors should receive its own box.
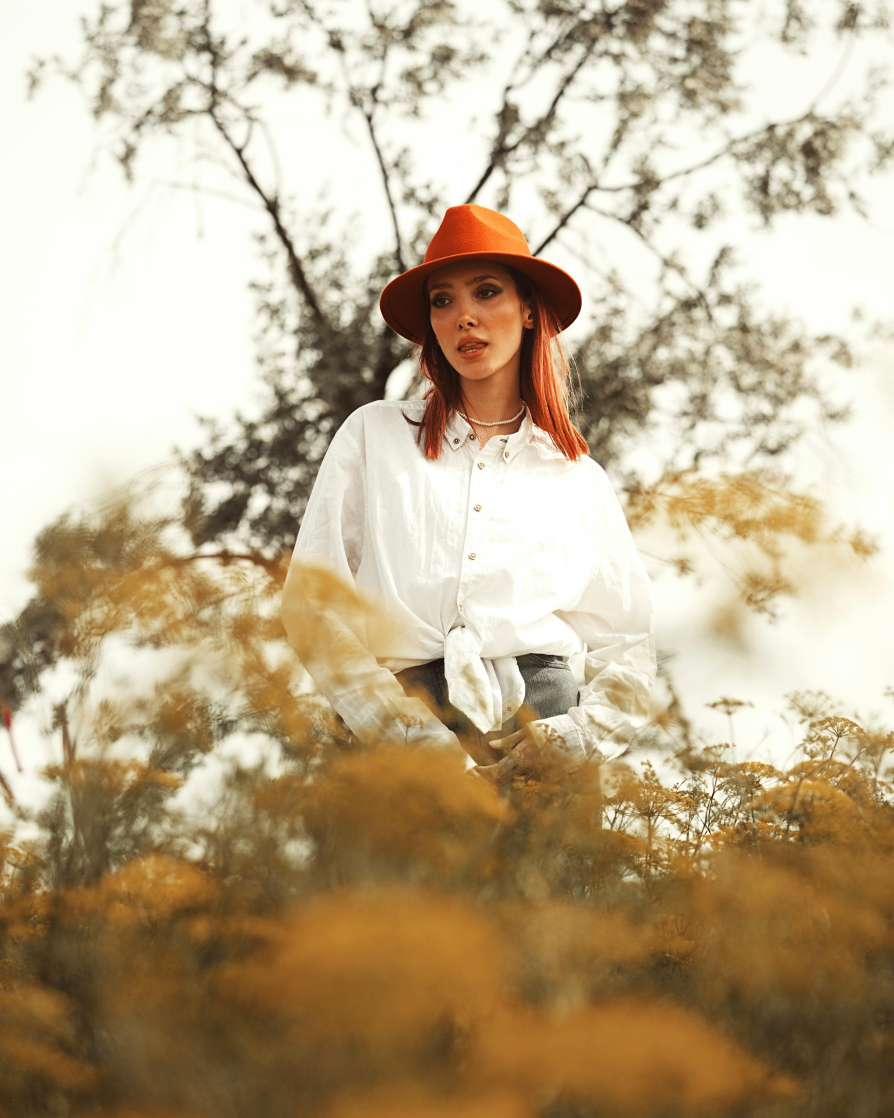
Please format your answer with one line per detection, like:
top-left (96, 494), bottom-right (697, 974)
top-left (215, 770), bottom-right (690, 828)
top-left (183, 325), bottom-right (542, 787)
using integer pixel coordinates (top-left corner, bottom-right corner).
top-left (457, 401), bottom-right (526, 428)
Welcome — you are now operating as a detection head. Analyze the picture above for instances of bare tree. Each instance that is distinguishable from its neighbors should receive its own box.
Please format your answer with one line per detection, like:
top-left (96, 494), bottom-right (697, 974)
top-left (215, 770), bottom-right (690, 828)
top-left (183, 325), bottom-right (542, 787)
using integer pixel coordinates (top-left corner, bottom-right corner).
top-left (4, 0), bottom-right (889, 708)
top-left (26, 0), bottom-right (890, 545)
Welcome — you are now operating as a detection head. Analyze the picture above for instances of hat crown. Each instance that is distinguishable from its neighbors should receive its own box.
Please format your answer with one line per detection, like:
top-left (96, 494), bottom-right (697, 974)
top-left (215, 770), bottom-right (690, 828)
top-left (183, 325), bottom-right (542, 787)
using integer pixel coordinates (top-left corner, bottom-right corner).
top-left (379, 203), bottom-right (580, 343)
top-left (423, 204), bottom-right (532, 265)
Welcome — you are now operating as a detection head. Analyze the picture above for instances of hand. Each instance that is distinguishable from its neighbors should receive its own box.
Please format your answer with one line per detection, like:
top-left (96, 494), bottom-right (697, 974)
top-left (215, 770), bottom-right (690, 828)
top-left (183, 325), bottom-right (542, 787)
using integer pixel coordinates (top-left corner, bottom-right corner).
top-left (471, 754), bottom-right (519, 786)
top-left (461, 733), bottom-right (505, 768)
top-left (490, 723), bottom-right (582, 785)
top-left (471, 728), bottom-right (535, 786)
top-left (490, 728), bottom-right (537, 764)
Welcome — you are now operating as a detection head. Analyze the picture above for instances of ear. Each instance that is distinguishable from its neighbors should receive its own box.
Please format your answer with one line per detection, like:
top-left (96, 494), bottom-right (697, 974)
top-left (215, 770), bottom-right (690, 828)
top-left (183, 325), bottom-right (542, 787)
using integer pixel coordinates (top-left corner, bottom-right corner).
top-left (522, 301), bottom-right (534, 329)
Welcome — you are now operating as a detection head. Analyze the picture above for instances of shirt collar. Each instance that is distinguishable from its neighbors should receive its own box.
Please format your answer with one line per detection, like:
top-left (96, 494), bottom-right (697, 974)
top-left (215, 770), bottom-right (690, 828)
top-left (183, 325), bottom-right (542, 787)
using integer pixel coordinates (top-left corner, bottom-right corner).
top-left (444, 410), bottom-right (471, 451)
top-left (514, 413), bottom-right (563, 460)
top-left (443, 407), bottom-right (567, 462)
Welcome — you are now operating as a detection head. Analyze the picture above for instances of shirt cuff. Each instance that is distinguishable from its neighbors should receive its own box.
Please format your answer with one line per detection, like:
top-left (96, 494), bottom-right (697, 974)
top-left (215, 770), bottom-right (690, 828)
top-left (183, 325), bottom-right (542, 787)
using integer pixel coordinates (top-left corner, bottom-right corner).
top-left (573, 704), bottom-right (645, 763)
top-left (530, 714), bottom-right (588, 767)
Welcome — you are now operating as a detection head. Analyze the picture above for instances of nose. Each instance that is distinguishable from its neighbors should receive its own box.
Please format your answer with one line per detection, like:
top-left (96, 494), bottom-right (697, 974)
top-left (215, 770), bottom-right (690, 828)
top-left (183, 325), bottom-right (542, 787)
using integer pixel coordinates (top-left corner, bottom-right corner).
top-left (456, 305), bottom-right (477, 330)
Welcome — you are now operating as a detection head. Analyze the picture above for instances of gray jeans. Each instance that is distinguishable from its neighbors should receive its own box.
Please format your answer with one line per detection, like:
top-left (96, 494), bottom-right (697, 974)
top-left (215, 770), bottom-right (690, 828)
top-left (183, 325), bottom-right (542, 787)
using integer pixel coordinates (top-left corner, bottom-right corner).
top-left (394, 653), bottom-right (580, 765)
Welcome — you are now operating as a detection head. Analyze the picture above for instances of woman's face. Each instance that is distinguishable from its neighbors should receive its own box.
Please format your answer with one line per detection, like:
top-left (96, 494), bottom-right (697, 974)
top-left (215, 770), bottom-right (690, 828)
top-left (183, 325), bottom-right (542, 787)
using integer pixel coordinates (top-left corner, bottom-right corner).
top-left (426, 260), bottom-right (533, 388)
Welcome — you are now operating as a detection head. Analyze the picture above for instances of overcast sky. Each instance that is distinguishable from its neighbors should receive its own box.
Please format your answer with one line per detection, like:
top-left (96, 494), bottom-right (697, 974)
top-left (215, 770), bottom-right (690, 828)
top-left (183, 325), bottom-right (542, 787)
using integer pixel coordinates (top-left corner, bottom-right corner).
top-left (3, 1), bottom-right (894, 785)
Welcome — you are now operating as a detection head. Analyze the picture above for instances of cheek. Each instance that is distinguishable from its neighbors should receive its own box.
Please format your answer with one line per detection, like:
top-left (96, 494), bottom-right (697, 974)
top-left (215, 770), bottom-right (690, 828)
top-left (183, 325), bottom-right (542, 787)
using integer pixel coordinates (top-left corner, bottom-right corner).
top-left (429, 315), bottom-right (448, 349)
top-left (430, 308), bottom-right (453, 336)
top-left (492, 304), bottom-right (525, 347)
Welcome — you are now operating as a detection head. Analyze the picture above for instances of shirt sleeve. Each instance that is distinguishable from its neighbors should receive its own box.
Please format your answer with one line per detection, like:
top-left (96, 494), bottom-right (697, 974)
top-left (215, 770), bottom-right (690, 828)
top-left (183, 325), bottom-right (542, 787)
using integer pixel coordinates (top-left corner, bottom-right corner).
top-left (280, 411), bottom-right (462, 753)
top-left (529, 465), bottom-right (656, 765)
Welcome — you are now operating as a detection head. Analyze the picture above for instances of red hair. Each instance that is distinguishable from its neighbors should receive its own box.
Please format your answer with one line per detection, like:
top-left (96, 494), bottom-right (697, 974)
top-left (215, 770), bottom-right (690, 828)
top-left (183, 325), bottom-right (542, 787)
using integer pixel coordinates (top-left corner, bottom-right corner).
top-left (412, 267), bottom-right (589, 461)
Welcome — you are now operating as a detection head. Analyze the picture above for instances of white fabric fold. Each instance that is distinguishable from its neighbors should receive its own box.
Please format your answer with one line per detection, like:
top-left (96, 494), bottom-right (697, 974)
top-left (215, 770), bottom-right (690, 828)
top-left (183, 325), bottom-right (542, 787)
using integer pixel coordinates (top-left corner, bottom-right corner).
top-left (443, 626), bottom-right (526, 734)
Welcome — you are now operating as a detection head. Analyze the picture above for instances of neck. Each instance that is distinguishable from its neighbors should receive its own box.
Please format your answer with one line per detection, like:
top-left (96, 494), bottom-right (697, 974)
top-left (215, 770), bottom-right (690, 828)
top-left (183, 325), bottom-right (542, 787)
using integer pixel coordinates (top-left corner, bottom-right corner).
top-left (456, 378), bottom-right (526, 450)
top-left (457, 379), bottom-right (524, 426)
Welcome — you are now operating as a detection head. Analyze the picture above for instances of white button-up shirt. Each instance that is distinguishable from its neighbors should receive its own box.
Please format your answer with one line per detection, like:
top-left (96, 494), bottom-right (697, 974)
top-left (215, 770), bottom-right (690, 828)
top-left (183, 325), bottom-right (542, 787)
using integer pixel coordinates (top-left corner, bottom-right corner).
top-left (281, 400), bottom-right (656, 764)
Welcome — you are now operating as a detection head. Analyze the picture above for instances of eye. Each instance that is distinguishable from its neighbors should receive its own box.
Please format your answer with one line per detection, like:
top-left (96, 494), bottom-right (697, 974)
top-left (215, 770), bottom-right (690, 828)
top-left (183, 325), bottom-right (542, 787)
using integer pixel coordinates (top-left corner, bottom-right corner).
top-left (429, 294), bottom-right (451, 308)
top-left (477, 285), bottom-right (501, 299)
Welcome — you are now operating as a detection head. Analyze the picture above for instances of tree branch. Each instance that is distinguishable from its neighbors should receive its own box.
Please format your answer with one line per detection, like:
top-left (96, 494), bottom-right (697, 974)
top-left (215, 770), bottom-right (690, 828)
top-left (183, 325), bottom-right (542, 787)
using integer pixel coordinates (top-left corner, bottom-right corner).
top-left (465, 27), bottom-right (602, 206)
top-left (533, 112), bottom-right (820, 255)
top-left (359, 101), bottom-right (406, 273)
top-left (532, 185), bottom-right (598, 255)
top-left (603, 113), bottom-right (818, 193)
top-left (150, 178), bottom-right (266, 211)
top-left (585, 203), bottom-right (716, 321)
top-left (158, 548), bottom-right (286, 578)
top-left (331, 20), bottom-right (406, 274)
top-left (209, 107), bottom-right (330, 331)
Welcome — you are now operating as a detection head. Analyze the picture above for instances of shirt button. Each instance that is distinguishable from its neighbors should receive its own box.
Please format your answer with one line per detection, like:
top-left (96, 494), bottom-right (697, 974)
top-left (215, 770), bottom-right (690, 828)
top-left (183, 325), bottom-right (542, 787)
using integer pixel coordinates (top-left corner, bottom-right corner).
top-left (469, 552), bottom-right (476, 560)
top-left (504, 451), bottom-right (510, 459)
top-left (474, 504), bottom-right (482, 512)
top-left (453, 437), bottom-right (459, 444)
top-left (477, 462), bottom-right (485, 470)
top-left (469, 433), bottom-right (476, 440)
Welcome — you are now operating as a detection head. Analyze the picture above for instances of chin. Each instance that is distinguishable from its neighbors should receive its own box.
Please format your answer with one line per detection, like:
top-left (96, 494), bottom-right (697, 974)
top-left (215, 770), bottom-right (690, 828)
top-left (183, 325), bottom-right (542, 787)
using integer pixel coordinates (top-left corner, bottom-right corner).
top-left (455, 360), bottom-right (502, 380)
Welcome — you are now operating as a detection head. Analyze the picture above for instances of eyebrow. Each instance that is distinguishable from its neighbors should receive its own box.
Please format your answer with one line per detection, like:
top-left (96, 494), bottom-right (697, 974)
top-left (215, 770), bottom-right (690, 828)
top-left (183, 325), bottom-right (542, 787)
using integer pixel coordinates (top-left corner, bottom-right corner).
top-left (427, 274), bottom-right (500, 293)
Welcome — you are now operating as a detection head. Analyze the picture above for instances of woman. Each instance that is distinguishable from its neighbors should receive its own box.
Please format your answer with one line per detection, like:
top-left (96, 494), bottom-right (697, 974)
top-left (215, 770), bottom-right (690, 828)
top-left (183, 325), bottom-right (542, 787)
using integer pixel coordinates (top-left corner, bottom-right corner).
top-left (281, 204), bottom-right (655, 785)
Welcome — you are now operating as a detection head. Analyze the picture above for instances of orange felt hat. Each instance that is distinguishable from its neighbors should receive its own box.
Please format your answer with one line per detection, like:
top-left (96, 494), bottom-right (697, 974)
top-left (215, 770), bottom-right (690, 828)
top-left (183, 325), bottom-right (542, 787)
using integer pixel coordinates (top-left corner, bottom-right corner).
top-left (379, 204), bottom-right (582, 344)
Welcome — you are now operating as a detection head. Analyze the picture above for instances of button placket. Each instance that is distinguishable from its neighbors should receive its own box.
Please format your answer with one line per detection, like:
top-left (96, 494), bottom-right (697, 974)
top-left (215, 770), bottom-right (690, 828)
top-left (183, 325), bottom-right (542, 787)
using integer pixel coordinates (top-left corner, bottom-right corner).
top-left (460, 445), bottom-right (495, 603)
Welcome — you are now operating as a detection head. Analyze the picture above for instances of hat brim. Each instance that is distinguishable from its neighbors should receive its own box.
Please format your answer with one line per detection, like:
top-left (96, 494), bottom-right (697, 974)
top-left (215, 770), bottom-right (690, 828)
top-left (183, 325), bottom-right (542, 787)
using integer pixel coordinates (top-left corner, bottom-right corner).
top-left (379, 251), bottom-right (582, 345)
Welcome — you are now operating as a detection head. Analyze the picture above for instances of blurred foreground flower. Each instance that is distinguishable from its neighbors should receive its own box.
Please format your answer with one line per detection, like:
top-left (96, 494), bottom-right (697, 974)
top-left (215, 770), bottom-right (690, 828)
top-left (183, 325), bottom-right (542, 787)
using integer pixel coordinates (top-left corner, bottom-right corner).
top-left (0, 493), bottom-right (891, 1116)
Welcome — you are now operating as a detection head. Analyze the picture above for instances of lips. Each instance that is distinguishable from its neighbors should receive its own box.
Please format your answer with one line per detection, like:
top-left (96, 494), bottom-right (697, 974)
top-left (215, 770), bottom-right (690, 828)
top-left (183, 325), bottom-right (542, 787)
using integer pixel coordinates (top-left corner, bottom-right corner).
top-left (458, 339), bottom-right (487, 353)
